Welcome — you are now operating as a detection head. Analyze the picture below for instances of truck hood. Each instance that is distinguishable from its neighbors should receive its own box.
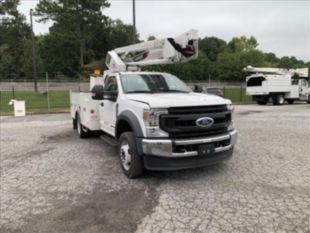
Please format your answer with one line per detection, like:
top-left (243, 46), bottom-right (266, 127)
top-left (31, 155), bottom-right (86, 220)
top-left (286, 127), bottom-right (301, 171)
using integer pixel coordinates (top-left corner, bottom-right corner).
top-left (127, 92), bottom-right (231, 108)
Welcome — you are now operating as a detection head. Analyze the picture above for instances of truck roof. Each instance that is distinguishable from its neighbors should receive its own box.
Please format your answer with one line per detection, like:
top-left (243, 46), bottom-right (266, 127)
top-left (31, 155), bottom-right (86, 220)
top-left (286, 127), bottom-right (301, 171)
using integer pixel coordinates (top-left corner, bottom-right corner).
top-left (247, 73), bottom-right (309, 80)
top-left (244, 66), bottom-right (309, 77)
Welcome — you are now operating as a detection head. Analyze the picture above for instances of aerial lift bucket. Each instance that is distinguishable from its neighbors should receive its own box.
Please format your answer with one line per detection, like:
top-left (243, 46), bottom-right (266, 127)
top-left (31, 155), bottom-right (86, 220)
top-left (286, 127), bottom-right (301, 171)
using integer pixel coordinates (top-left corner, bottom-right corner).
top-left (106, 29), bottom-right (199, 72)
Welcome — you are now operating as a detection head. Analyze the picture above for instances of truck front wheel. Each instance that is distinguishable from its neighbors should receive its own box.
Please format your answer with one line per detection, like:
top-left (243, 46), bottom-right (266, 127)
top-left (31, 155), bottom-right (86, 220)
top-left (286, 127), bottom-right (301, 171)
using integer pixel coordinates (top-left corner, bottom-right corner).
top-left (73, 118), bottom-right (77, 130)
top-left (272, 94), bottom-right (285, 105)
top-left (254, 96), bottom-right (268, 105)
top-left (119, 132), bottom-right (143, 178)
top-left (256, 100), bottom-right (268, 105)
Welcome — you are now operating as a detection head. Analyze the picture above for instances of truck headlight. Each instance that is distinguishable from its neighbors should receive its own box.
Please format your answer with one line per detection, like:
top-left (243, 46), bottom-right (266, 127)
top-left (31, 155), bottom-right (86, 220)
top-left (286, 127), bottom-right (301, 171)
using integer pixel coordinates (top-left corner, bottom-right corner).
top-left (228, 121), bottom-right (234, 131)
top-left (226, 104), bottom-right (234, 131)
top-left (143, 109), bottom-right (168, 137)
top-left (226, 104), bottom-right (234, 112)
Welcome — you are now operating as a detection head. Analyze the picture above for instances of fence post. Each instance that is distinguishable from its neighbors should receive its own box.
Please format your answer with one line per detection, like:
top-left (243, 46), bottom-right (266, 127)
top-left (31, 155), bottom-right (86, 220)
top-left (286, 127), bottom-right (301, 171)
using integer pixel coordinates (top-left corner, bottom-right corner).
top-left (78, 74), bottom-right (81, 92)
top-left (46, 72), bottom-right (50, 112)
top-left (223, 86), bottom-right (226, 98)
top-left (240, 84), bottom-right (243, 102)
top-left (12, 86), bottom-right (15, 99)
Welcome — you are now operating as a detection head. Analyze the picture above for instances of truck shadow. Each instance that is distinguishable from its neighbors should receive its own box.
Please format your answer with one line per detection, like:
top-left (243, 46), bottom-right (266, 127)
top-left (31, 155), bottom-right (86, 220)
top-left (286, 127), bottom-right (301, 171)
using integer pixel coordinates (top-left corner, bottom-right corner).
top-left (142, 162), bottom-right (229, 181)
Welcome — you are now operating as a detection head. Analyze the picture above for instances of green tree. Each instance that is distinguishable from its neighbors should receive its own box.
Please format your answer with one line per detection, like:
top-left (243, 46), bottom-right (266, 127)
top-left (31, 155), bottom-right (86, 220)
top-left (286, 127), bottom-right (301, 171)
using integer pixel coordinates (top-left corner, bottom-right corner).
top-left (216, 50), bottom-right (265, 81)
top-left (228, 36), bottom-right (258, 52)
top-left (0, 0), bottom-right (31, 79)
top-left (0, 0), bottom-right (19, 16)
top-left (105, 19), bottom-right (139, 50)
top-left (264, 52), bottom-right (279, 64)
top-left (199, 37), bottom-right (227, 61)
top-left (278, 56), bottom-right (295, 68)
top-left (20, 39), bottom-right (44, 78)
top-left (35, 0), bottom-right (110, 68)
top-left (37, 33), bottom-right (80, 78)
top-left (90, 19), bottom-right (138, 71)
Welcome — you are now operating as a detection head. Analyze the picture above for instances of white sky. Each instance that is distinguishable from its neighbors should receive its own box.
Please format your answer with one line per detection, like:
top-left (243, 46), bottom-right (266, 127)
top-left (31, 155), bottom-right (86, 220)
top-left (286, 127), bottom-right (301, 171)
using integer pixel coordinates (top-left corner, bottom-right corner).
top-left (18, 0), bottom-right (310, 61)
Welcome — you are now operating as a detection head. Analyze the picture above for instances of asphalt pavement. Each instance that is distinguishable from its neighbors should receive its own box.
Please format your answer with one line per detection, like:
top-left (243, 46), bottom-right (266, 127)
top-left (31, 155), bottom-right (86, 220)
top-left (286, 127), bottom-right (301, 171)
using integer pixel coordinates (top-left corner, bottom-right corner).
top-left (0, 104), bottom-right (309, 233)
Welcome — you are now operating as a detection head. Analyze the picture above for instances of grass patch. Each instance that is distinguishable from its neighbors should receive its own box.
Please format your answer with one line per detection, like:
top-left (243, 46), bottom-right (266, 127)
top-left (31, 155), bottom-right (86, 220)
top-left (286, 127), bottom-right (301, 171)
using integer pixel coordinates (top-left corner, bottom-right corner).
top-left (223, 87), bottom-right (252, 103)
top-left (0, 91), bottom-right (70, 115)
top-left (0, 88), bottom-right (252, 115)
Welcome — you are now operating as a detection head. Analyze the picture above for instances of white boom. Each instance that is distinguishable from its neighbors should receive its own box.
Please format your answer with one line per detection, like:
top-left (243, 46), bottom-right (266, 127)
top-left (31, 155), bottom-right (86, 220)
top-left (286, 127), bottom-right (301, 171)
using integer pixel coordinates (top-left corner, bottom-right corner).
top-left (243, 66), bottom-right (309, 77)
top-left (106, 29), bottom-right (199, 72)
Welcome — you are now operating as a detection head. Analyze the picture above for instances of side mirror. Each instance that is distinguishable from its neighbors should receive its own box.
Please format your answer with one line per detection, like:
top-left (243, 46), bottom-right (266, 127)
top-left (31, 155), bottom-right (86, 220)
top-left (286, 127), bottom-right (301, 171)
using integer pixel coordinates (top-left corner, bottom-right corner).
top-left (91, 85), bottom-right (104, 100)
top-left (103, 91), bottom-right (118, 102)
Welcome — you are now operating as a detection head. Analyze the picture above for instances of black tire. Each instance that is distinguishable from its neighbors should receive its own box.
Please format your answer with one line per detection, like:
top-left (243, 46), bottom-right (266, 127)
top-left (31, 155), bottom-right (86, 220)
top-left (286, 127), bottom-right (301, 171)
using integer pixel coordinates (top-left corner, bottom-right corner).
top-left (118, 132), bottom-right (143, 178)
top-left (287, 99), bottom-right (294, 104)
top-left (272, 94), bottom-right (285, 105)
top-left (73, 118), bottom-right (77, 130)
top-left (254, 96), bottom-right (268, 105)
top-left (256, 100), bottom-right (268, 105)
top-left (307, 96), bottom-right (310, 104)
top-left (76, 113), bottom-right (88, 138)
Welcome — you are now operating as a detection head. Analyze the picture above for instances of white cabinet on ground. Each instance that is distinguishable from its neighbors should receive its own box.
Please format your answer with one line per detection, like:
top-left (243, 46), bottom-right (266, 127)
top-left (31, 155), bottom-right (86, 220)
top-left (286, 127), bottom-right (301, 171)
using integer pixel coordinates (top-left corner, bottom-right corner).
top-left (9, 100), bottom-right (26, 117)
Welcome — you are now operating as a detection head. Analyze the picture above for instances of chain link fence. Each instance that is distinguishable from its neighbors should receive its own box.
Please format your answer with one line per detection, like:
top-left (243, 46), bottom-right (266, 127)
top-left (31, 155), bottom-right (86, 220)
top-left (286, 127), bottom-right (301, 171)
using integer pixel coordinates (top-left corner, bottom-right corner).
top-left (0, 77), bottom-right (252, 115)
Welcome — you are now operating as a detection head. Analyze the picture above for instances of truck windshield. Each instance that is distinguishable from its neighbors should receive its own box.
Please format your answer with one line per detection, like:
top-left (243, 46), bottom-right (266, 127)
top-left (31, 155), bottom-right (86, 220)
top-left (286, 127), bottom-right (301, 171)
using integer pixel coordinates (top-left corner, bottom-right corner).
top-left (120, 73), bottom-right (191, 93)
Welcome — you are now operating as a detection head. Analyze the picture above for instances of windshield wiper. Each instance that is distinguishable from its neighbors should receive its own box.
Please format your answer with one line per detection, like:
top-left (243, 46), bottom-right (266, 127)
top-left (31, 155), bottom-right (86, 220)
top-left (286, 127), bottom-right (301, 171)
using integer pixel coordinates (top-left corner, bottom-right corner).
top-left (126, 90), bottom-right (154, 94)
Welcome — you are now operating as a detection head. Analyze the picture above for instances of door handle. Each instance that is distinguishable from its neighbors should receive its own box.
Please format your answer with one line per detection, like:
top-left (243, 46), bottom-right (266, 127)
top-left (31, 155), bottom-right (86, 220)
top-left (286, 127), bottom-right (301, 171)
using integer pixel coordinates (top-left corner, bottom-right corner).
top-left (100, 102), bottom-right (104, 107)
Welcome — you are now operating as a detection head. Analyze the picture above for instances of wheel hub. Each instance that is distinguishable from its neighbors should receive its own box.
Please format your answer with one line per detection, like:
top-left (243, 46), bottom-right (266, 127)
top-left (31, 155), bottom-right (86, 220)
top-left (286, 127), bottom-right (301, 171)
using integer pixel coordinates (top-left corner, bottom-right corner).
top-left (120, 143), bottom-right (131, 171)
top-left (77, 118), bottom-right (81, 134)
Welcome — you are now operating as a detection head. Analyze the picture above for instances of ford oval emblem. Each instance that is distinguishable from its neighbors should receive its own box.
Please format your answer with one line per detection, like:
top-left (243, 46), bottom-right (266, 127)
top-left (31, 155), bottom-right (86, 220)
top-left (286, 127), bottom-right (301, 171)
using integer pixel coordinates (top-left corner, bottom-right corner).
top-left (196, 117), bottom-right (214, 128)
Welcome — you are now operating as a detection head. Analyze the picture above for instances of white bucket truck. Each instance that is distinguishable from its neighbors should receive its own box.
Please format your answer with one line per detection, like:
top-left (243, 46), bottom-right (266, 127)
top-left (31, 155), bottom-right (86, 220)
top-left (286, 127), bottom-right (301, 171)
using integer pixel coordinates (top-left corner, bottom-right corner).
top-left (244, 66), bottom-right (310, 105)
top-left (70, 30), bottom-right (237, 178)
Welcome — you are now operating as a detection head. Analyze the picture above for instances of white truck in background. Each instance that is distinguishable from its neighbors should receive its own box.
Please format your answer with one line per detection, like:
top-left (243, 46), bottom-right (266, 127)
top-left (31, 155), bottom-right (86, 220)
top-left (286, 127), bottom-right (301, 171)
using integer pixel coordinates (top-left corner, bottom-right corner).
top-left (70, 30), bottom-right (237, 178)
top-left (244, 66), bottom-right (310, 105)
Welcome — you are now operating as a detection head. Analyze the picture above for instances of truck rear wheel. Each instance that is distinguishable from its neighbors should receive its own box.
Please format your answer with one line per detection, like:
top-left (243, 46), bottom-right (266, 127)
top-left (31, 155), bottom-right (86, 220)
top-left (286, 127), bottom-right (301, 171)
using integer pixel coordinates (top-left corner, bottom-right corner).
top-left (76, 113), bottom-right (88, 138)
top-left (272, 94), bottom-right (285, 105)
top-left (119, 132), bottom-right (143, 178)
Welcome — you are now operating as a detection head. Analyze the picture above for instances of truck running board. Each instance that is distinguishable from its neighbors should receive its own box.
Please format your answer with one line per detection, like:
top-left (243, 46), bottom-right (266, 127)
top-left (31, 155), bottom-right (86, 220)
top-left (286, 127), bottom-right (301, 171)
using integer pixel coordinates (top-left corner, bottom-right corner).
top-left (100, 134), bottom-right (118, 147)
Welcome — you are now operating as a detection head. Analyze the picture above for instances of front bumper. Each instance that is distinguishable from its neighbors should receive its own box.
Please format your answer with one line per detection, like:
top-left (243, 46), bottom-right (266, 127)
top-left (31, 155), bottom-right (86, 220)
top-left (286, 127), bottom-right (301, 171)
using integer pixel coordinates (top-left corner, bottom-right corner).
top-left (141, 130), bottom-right (237, 171)
top-left (143, 147), bottom-right (234, 171)
top-left (142, 129), bottom-right (237, 158)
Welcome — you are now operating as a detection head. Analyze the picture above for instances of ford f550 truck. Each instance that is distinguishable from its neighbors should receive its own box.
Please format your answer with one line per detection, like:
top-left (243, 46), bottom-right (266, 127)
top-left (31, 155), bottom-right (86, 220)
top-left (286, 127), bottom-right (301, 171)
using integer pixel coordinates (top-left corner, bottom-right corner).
top-left (70, 30), bottom-right (237, 178)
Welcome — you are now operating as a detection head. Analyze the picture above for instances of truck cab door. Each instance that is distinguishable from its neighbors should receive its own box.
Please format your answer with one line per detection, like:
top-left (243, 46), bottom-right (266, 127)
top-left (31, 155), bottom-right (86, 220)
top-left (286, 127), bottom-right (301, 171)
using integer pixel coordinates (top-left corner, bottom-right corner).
top-left (99, 76), bottom-right (118, 136)
top-left (298, 79), bottom-right (309, 100)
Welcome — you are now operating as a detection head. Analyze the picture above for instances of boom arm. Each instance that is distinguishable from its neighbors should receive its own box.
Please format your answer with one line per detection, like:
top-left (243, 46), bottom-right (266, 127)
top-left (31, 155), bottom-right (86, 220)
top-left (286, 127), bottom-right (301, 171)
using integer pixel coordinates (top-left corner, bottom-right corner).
top-left (106, 29), bottom-right (198, 72)
top-left (243, 66), bottom-right (309, 77)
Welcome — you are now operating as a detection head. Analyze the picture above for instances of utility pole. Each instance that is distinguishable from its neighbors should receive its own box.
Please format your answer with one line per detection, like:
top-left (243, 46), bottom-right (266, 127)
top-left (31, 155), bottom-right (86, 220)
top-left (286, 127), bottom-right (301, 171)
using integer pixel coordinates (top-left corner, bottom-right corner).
top-left (30, 9), bottom-right (38, 92)
top-left (132, 0), bottom-right (136, 43)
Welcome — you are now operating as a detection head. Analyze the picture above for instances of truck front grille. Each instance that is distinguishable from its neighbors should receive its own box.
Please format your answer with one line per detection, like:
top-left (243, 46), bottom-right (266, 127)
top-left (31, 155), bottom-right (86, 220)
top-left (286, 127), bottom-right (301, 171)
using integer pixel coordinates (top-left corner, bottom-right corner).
top-left (160, 105), bottom-right (231, 138)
